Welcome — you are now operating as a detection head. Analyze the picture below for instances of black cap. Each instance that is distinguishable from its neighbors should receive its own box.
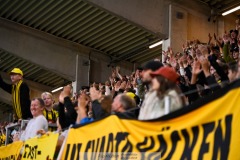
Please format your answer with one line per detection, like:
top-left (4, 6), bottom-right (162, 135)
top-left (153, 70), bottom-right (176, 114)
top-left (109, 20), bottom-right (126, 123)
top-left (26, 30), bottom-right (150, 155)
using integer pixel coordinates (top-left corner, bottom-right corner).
top-left (143, 60), bottom-right (163, 71)
top-left (136, 67), bottom-right (143, 71)
top-left (230, 29), bottom-right (239, 35)
top-left (233, 46), bottom-right (239, 52)
top-left (230, 45), bottom-right (239, 52)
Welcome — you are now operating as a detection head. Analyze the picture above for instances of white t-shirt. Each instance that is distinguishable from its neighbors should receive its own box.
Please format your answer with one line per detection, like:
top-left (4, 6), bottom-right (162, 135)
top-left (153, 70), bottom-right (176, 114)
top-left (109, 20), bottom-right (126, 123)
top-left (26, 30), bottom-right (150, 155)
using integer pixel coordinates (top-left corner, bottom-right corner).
top-left (20, 115), bottom-right (48, 141)
top-left (105, 86), bottom-right (111, 96)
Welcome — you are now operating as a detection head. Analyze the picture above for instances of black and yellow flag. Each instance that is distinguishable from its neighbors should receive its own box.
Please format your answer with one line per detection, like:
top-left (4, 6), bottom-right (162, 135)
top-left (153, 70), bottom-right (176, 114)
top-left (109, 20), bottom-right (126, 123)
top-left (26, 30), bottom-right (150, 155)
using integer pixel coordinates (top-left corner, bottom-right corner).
top-left (60, 80), bottom-right (240, 160)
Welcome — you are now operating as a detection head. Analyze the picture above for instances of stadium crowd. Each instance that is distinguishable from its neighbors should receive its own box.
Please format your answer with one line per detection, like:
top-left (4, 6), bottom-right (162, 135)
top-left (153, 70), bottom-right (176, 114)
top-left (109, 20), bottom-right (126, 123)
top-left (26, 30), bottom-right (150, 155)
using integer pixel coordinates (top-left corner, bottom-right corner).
top-left (0, 19), bottom-right (240, 157)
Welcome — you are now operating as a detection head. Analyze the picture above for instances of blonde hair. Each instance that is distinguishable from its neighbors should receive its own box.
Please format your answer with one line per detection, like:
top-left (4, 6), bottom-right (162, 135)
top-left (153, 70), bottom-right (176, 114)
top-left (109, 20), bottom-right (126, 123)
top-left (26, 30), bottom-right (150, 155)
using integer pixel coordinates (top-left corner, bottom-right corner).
top-left (41, 92), bottom-right (53, 100)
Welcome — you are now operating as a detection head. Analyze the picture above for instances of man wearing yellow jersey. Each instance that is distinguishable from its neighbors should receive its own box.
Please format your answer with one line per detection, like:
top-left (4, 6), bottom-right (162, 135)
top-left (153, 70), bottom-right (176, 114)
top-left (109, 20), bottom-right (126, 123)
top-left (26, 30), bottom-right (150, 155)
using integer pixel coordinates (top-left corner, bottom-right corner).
top-left (0, 68), bottom-right (32, 120)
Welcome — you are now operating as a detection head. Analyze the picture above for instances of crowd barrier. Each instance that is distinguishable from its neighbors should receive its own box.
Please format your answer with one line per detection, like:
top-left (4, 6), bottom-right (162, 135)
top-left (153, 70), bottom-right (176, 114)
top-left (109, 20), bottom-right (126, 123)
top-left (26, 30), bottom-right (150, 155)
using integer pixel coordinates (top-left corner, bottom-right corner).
top-left (4, 121), bottom-right (57, 146)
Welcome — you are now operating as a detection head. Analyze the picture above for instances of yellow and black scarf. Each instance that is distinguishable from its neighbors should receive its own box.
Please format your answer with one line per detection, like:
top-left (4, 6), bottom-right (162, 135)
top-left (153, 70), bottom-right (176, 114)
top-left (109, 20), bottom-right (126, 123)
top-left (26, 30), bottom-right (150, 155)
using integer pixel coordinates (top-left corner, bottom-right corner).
top-left (12, 80), bottom-right (23, 119)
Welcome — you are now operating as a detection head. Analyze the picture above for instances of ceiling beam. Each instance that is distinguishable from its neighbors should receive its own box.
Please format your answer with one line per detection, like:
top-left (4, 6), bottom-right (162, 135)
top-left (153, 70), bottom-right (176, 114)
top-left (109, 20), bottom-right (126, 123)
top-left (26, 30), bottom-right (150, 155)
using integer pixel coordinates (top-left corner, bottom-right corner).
top-left (130, 48), bottom-right (162, 62)
top-left (134, 52), bottom-right (161, 63)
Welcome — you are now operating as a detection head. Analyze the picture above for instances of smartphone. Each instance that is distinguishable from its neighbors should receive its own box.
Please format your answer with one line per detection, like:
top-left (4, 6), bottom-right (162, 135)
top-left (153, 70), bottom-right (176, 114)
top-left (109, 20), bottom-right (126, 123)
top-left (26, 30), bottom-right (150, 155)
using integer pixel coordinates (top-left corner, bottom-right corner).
top-left (180, 67), bottom-right (185, 76)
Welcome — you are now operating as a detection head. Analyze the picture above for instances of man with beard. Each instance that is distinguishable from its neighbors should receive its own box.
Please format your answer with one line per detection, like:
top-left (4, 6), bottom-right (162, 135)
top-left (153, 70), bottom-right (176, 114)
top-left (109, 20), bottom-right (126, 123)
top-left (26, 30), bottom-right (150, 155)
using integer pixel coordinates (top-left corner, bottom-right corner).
top-left (138, 60), bottom-right (163, 120)
top-left (232, 46), bottom-right (239, 61)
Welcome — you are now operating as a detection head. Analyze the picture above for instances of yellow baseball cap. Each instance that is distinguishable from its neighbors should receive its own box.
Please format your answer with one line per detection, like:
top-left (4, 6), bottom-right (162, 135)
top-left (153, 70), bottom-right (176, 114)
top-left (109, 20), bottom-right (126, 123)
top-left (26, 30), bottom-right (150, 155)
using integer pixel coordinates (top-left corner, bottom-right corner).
top-left (10, 68), bottom-right (23, 76)
top-left (125, 92), bottom-right (135, 100)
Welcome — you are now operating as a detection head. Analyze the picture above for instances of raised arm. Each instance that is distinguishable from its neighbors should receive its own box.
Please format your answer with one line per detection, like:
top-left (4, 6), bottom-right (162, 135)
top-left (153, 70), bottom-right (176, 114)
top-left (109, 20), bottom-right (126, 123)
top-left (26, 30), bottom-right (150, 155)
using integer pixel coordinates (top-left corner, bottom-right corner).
top-left (0, 74), bottom-right (12, 94)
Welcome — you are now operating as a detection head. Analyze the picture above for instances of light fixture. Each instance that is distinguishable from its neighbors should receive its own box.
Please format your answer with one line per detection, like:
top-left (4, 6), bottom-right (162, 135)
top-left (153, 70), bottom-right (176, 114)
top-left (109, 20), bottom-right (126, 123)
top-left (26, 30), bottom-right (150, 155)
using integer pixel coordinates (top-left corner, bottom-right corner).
top-left (51, 87), bottom-right (63, 93)
top-left (149, 40), bottom-right (163, 48)
top-left (222, 6), bottom-right (240, 16)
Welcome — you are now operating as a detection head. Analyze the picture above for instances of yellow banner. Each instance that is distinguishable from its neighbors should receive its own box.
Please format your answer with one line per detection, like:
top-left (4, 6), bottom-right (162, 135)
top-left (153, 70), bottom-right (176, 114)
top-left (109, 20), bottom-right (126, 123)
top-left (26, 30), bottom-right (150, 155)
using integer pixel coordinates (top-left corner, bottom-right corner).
top-left (0, 141), bottom-right (23, 160)
top-left (60, 81), bottom-right (240, 159)
top-left (22, 132), bottom-right (59, 160)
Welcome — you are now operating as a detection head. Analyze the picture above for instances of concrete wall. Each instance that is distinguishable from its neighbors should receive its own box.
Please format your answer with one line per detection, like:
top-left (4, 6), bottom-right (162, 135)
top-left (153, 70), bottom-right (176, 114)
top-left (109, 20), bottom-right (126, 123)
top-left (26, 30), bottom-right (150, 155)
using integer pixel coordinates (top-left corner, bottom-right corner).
top-left (187, 13), bottom-right (217, 42)
top-left (169, 2), bottom-right (218, 51)
top-left (90, 51), bottom-right (133, 84)
top-left (88, 0), bottom-right (216, 52)
top-left (0, 18), bottom-right (133, 90)
top-left (88, 0), bottom-right (170, 38)
top-left (172, 0), bottom-right (217, 43)
top-left (169, 4), bottom-right (188, 52)
top-left (216, 14), bottom-right (237, 40)
top-left (89, 0), bottom-right (237, 53)
top-left (222, 14), bottom-right (238, 32)
top-left (0, 19), bottom-right (79, 81)
top-left (165, 2), bottom-right (237, 52)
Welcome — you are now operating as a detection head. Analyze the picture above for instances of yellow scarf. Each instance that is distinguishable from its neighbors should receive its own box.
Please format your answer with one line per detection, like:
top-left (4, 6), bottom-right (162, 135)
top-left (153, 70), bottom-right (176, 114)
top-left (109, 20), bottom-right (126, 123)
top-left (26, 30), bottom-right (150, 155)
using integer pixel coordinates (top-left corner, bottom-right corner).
top-left (12, 80), bottom-right (23, 119)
